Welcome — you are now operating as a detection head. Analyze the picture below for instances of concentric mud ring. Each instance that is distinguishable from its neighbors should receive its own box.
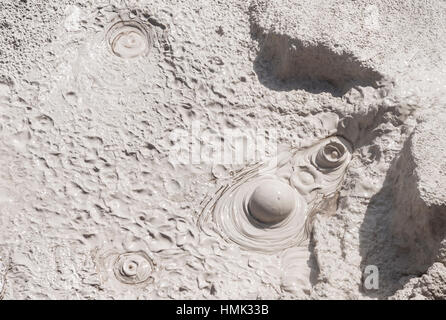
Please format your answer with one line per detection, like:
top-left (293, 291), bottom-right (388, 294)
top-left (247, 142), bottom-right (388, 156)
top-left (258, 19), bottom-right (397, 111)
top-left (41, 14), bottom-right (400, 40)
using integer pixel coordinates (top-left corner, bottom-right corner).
top-left (106, 19), bottom-right (152, 59)
top-left (210, 175), bottom-right (308, 253)
top-left (113, 251), bottom-right (154, 285)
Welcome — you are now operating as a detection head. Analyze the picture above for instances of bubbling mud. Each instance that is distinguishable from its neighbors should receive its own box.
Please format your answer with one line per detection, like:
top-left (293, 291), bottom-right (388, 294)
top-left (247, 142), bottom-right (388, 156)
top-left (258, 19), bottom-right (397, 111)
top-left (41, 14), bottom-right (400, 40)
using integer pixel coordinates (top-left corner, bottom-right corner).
top-left (280, 247), bottom-right (312, 294)
top-left (97, 250), bottom-right (155, 286)
top-left (106, 20), bottom-right (152, 59)
top-left (208, 175), bottom-right (308, 252)
top-left (199, 136), bottom-right (352, 254)
top-left (0, 259), bottom-right (5, 299)
top-left (314, 138), bottom-right (350, 171)
top-left (113, 252), bottom-right (153, 284)
top-left (248, 180), bottom-right (297, 224)
top-left (291, 136), bottom-right (352, 203)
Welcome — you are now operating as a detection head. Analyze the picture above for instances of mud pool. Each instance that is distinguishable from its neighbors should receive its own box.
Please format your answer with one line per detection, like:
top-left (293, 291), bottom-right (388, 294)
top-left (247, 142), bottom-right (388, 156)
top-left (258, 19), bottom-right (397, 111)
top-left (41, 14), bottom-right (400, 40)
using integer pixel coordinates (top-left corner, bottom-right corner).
top-left (0, 0), bottom-right (446, 299)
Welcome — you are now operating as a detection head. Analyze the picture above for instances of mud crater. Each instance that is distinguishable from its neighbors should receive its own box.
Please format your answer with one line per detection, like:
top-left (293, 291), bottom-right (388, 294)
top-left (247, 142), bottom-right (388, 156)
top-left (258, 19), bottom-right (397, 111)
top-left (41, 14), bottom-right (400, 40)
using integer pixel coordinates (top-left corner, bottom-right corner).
top-left (199, 136), bottom-right (352, 252)
top-left (106, 18), bottom-right (153, 59)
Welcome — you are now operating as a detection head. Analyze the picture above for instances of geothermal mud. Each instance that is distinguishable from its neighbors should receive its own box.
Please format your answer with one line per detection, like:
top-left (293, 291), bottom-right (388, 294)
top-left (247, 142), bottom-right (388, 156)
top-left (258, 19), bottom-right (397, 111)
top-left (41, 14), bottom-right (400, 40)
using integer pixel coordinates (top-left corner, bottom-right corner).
top-left (199, 136), bottom-right (352, 251)
top-left (0, 0), bottom-right (446, 299)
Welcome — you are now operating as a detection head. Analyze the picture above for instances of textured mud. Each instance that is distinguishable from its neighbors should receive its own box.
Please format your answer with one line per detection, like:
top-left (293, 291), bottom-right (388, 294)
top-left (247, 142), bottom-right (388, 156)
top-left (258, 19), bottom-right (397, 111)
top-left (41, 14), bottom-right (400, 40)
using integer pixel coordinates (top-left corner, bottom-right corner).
top-left (0, 0), bottom-right (445, 299)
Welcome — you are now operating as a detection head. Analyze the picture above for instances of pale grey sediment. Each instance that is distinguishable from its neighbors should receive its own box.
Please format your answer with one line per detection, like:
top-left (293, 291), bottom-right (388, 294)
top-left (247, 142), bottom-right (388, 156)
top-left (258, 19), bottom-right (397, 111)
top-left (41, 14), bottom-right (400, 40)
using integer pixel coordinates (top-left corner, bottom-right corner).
top-left (0, 0), bottom-right (445, 300)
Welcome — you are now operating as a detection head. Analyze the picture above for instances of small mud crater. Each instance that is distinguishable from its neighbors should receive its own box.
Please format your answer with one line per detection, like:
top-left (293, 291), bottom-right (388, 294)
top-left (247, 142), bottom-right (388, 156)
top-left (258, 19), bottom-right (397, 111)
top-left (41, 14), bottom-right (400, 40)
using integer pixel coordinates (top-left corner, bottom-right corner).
top-left (0, 258), bottom-right (6, 300)
top-left (97, 250), bottom-right (155, 286)
top-left (113, 252), bottom-right (154, 285)
top-left (199, 136), bottom-right (353, 254)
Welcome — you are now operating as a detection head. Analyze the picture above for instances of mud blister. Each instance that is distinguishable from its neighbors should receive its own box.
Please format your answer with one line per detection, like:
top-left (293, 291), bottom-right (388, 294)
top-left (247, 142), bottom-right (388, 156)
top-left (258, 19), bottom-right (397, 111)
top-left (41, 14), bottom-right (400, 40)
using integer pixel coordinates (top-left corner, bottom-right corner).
top-left (200, 136), bottom-right (352, 252)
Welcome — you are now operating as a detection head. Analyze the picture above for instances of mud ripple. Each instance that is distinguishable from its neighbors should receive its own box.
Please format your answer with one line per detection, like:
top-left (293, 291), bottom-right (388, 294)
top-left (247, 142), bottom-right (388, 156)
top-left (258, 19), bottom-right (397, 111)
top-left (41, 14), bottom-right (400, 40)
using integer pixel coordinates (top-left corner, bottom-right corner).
top-left (106, 19), bottom-right (152, 59)
top-left (199, 136), bottom-right (352, 254)
top-left (69, 11), bottom-right (167, 93)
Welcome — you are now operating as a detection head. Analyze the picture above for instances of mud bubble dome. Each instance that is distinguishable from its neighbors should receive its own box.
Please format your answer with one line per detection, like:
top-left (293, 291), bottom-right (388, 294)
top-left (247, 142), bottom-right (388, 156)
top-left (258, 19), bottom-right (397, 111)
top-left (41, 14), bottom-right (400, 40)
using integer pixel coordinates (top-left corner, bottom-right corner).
top-left (199, 136), bottom-right (353, 254)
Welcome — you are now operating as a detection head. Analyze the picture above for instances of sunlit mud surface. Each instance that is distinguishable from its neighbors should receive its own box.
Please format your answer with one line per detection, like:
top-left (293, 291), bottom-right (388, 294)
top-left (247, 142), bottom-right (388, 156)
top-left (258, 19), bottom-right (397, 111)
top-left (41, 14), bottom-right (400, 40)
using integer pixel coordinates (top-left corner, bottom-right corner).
top-left (97, 249), bottom-right (155, 285)
top-left (1, 0), bottom-right (445, 300)
top-left (107, 18), bottom-right (152, 59)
